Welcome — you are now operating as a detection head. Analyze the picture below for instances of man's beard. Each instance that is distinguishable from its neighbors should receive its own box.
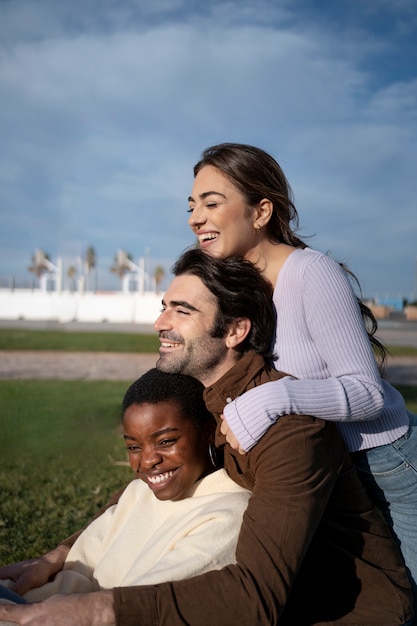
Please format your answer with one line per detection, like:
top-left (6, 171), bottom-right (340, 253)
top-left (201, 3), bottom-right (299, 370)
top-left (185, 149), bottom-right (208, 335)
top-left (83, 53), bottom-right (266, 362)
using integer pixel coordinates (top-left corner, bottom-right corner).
top-left (156, 334), bottom-right (226, 385)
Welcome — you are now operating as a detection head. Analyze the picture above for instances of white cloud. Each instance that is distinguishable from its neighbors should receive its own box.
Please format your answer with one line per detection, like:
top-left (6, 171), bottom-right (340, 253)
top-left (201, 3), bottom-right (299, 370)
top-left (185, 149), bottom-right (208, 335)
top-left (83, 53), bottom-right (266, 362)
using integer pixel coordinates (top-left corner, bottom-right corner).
top-left (0, 0), bottom-right (415, 297)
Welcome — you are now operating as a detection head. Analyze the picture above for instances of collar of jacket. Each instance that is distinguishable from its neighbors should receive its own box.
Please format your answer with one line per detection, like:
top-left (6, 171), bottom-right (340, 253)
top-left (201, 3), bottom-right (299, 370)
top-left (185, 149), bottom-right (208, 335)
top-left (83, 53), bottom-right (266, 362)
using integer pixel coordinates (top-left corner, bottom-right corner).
top-left (203, 350), bottom-right (281, 417)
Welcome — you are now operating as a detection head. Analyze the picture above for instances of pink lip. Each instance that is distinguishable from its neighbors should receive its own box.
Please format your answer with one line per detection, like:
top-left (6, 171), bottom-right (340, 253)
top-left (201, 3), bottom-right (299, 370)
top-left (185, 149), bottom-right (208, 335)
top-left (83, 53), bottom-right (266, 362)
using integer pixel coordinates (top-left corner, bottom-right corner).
top-left (199, 238), bottom-right (216, 250)
top-left (197, 231), bottom-right (219, 249)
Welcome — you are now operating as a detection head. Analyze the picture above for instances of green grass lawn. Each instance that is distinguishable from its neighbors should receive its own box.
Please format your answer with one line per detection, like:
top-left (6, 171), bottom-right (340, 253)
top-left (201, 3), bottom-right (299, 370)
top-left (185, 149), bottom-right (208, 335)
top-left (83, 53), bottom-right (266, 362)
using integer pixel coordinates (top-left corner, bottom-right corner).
top-left (0, 380), bottom-right (132, 564)
top-left (386, 345), bottom-right (417, 357)
top-left (0, 328), bottom-right (159, 352)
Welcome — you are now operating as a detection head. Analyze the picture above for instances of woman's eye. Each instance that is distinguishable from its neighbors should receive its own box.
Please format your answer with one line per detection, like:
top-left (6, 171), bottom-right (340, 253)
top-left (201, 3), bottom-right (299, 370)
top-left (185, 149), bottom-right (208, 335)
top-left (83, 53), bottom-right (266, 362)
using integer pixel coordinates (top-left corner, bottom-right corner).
top-left (187, 206), bottom-right (194, 213)
top-left (160, 439), bottom-right (175, 446)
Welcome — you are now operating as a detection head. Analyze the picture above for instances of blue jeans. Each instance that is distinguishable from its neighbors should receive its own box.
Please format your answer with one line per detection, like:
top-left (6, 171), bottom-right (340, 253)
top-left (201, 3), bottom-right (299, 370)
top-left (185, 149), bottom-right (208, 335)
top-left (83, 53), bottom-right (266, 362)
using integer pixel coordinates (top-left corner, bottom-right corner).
top-left (353, 411), bottom-right (417, 625)
top-left (0, 584), bottom-right (27, 604)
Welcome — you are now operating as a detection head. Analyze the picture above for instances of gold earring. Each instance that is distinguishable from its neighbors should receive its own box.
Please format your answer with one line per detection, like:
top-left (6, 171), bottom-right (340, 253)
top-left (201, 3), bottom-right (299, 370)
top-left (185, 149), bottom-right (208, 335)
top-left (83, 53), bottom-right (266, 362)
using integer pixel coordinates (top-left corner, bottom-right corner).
top-left (255, 223), bottom-right (261, 234)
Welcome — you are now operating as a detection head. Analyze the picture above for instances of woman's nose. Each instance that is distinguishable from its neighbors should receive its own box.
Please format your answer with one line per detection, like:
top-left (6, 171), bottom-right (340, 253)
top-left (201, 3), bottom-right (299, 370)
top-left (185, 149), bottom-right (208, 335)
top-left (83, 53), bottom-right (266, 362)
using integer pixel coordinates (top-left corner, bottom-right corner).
top-left (137, 448), bottom-right (162, 471)
top-left (188, 205), bottom-right (205, 229)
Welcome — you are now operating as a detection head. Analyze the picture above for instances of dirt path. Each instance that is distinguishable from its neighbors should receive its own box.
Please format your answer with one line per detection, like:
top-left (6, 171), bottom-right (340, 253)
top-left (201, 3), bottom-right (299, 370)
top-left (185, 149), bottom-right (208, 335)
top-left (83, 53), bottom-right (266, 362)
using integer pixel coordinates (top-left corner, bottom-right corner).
top-left (1, 351), bottom-right (417, 385)
top-left (0, 351), bottom-right (158, 381)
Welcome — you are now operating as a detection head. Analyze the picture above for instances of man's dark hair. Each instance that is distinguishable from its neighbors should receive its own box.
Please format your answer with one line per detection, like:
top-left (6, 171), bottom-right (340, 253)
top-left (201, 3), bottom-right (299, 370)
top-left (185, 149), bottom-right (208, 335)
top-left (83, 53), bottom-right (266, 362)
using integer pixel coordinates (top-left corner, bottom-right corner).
top-left (172, 248), bottom-right (276, 357)
top-left (122, 368), bottom-right (214, 433)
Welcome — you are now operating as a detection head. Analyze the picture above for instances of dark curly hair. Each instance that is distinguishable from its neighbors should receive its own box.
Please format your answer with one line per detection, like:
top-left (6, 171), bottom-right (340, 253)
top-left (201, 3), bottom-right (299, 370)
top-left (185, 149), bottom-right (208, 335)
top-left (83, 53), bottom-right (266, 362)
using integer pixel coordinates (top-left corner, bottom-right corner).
top-left (122, 368), bottom-right (214, 433)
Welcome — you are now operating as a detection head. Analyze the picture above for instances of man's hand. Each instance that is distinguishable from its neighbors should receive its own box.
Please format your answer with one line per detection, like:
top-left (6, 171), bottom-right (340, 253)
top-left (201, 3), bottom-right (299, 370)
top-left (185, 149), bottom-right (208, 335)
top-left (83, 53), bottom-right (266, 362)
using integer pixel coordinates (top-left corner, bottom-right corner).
top-left (220, 414), bottom-right (246, 455)
top-left (0, 590), bottom-right (115, 626)
top-left (0, 546), bottom-right (70, 596)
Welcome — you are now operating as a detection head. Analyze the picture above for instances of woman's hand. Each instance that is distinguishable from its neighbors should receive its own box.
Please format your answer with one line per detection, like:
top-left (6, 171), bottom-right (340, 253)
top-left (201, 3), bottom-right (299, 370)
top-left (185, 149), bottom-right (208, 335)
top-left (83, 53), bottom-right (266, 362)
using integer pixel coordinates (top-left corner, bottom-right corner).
top-left (0, 545), bottom-right (69, 596)
top-left (220, 414), bottom-right (246, 455)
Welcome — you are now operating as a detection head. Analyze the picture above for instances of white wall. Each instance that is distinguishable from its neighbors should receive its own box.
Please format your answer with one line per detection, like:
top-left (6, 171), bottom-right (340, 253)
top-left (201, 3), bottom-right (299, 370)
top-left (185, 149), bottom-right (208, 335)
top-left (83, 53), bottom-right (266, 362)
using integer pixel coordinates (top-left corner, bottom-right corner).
top-left (0, 290), bottom-right (162, 324)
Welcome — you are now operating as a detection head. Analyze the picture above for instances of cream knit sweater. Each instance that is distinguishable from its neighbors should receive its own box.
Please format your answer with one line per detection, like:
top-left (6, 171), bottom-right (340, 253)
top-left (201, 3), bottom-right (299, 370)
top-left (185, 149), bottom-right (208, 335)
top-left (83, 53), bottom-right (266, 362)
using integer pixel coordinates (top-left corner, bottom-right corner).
top-left (20, 469), bottom-right (249, 601)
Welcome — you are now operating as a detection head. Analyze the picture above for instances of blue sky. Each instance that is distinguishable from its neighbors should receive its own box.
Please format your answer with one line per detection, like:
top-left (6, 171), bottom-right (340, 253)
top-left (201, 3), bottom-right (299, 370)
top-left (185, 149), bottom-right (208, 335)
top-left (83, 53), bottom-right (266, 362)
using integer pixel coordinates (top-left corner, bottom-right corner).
top-left (0, 0), bottom-right (416, 298)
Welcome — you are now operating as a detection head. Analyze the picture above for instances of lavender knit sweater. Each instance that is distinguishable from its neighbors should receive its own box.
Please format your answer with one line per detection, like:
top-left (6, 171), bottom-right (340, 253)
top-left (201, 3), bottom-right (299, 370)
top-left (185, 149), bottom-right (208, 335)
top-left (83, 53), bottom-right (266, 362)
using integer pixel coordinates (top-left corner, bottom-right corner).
top-left (223, 247), bottom-right (408, 452)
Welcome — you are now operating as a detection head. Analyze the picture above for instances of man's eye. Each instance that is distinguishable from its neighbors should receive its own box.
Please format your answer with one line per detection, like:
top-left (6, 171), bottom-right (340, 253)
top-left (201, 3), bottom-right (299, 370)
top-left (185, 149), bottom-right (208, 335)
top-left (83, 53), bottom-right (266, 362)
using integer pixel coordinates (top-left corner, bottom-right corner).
top-left (187, 206), bottom-right (194, 213)
top-left (160, 439), bottom-right (175, 446)
top-left (126, 445), bottom-right (141, 452)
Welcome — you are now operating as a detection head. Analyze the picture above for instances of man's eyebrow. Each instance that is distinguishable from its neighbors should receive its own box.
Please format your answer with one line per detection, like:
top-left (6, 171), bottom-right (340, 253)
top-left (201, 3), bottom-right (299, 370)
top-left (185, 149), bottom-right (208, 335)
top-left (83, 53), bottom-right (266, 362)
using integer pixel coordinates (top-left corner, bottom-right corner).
top-left (161, 298), bottom-right (200, 312)
top-left (188, 191), bottom-right (227, 202)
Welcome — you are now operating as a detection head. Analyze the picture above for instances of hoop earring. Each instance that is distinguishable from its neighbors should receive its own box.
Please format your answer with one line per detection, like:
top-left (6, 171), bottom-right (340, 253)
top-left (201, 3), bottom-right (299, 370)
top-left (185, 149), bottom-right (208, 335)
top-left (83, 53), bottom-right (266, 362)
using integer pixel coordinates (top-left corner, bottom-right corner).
top-left (209, 444), bottom-right (218, 468)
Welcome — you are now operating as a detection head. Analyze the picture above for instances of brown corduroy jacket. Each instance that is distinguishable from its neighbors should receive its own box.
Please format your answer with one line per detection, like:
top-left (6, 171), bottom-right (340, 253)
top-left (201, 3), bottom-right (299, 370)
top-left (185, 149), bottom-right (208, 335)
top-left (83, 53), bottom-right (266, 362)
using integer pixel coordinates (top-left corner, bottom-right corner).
top-left (65, 350), bottom-right (414, 625)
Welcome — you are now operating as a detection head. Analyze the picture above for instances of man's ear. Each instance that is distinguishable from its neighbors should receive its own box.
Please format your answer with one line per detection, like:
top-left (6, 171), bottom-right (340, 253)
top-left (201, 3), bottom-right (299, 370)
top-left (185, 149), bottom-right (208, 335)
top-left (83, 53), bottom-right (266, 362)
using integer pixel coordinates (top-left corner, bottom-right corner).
top-left (225, 318), bottom-right (251, 349)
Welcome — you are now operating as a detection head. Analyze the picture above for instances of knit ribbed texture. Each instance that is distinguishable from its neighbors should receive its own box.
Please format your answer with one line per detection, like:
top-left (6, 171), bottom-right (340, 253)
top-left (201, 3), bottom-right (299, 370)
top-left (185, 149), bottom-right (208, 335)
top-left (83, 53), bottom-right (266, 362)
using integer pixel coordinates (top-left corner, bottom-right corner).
top-left (224, 248), bottom-right (408, 452)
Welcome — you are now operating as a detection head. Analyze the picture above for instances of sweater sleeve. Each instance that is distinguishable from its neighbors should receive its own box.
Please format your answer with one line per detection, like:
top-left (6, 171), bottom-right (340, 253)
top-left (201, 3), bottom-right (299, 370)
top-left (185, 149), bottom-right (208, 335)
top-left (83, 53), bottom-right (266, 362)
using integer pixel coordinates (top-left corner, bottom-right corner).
top-left (223, 253), bottom-right (385, 451)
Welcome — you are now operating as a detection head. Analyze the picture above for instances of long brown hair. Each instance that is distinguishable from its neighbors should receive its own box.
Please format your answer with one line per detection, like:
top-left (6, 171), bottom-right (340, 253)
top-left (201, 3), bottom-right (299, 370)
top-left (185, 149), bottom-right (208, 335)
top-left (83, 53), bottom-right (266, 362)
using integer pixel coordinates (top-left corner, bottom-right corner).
top-left (194, 143), bottom-right (386, 369)
top-left (194, 143), bottom-right (305, 247)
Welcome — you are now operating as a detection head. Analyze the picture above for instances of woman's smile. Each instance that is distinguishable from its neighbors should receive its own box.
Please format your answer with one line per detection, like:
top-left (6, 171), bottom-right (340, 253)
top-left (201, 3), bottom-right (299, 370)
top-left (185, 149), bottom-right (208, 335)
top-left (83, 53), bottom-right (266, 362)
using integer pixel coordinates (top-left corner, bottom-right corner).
top-left (145, 468), bottom-right (178, 489)
top-left (123, 400), bottom-right (213, 501)
top-left (197, 231), bottom-right (219, 248)
top-left (188, 165), bottom-right (259, 259)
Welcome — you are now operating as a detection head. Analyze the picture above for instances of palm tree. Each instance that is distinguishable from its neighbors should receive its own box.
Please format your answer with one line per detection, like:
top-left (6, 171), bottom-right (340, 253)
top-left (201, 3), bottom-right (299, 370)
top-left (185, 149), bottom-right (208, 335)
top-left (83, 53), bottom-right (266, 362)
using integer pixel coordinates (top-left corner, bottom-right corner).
top-left (153, 265), bottom-right (165, 293)
top-left (84, 245), bottom-right (97, 291)
top-left (67, 265), bottom-right (77, 292)
top-left (28, 249), bottom-right (51, 282)
top-left (110, 250), bottom-right (134, 288)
